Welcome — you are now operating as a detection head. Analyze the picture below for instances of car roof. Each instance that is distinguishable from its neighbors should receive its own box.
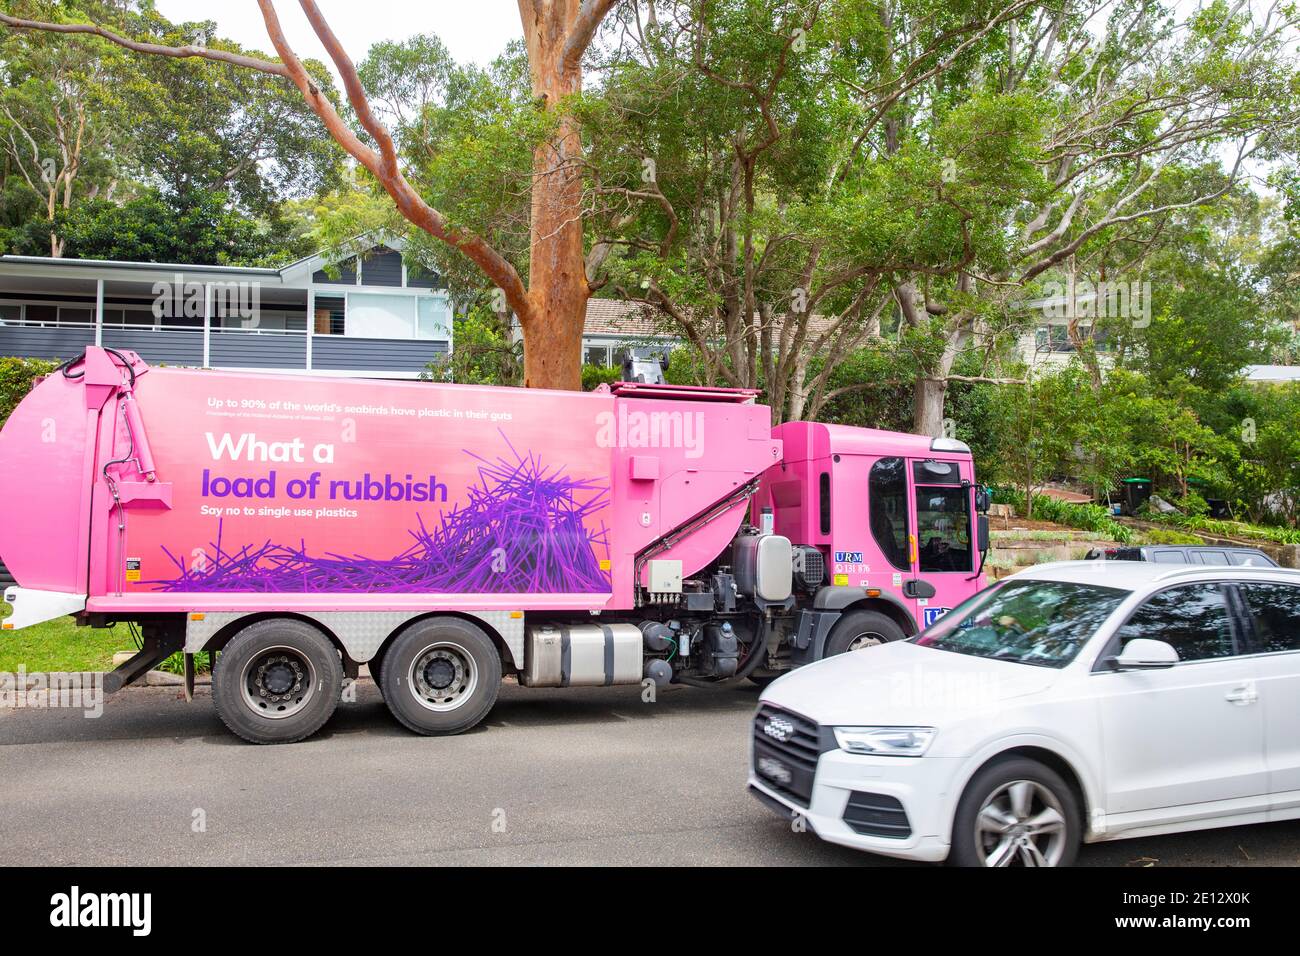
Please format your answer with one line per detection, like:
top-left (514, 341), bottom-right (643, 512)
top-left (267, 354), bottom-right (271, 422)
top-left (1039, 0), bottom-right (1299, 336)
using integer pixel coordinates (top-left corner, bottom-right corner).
top-left (1006, 559), bottom-right (1300, 591)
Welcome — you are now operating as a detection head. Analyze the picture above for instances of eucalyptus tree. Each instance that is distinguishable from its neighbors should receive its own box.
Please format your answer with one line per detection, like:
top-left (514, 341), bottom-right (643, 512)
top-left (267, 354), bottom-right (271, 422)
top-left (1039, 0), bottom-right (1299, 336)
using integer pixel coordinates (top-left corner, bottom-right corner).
top-left (582, 0), bottom-right (1300, 429)
top-left (1, 0), bottom-right (625, 390)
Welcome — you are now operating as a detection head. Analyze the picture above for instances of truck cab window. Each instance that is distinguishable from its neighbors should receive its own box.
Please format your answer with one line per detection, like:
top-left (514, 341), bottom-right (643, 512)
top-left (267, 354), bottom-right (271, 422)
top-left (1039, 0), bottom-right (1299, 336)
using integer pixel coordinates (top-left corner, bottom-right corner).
top-left (869, 457), bottom-right (910, 571)
top-left (915, 486), bottom-right (973, 573)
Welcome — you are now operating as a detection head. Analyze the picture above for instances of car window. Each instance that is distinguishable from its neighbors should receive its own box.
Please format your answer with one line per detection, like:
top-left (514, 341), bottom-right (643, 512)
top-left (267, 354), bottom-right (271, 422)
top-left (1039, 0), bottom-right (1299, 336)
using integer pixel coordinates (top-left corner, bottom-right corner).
top-left (1238, 582), bottom-right (1300, 653)
top-left (1112, 583), bottom-right (1236, 662)
top-left (915, 579), bottom-right (1127, 668)
top-left (1151, 551), bottom-right (1184, 563)
top-left (1193, 550), bottom-right (1228, 565)
top-left (1229, 552), bottom-right (1271, 566)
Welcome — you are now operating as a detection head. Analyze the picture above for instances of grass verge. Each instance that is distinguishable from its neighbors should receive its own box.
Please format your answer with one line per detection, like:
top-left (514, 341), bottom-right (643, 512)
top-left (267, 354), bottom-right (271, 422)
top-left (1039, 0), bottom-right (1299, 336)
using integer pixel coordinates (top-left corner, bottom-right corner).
top-left (0, 602), bottom-right (127, 672)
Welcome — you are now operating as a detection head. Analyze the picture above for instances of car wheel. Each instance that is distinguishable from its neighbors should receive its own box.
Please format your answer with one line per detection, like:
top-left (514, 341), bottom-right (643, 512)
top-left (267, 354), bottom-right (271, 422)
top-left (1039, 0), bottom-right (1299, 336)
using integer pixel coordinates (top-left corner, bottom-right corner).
top-left (823, 609), bottom-right (906, 657)
top-left (212, 618), bottom-right (343, 745)
top-left (949, 757), bottom-right (1081, 867)
top-left (380, 617), bottom-right (501, 736)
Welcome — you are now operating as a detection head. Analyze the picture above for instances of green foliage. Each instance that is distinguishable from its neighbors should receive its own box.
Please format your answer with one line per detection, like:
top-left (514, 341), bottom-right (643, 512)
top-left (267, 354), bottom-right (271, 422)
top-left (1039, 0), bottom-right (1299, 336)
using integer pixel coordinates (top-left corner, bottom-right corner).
top-left (157, 651), bottom-right (212, 676)
top-left (0, 0), bottom-right (343, 263)
top-left (422, 307), bottom-right (521, 387)
top-left (582, 364), bottom-right (620, 391)
top-left (357, 38), bottom-right (548, 300)
top-left (54, 189), bottom-right (291, 266)
top-left (1142, 512), bottom-right (1300, 546)
top-left (1142, 528), bottom-right (1206, 546)
top-left (993, 488), bottom-right (1136, 543)
top-left (0, 602), bottom-right (123, 673)
top-left (0, 356), bottom-right (57, 425)
top-left (816, 340), bottom-right (919, 433)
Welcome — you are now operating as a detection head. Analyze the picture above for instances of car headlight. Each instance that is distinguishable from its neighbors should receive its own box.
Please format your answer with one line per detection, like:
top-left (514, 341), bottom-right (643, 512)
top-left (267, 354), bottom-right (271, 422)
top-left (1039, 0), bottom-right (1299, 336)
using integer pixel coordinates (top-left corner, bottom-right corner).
top-left (833, 726), bottom-right (936, 757)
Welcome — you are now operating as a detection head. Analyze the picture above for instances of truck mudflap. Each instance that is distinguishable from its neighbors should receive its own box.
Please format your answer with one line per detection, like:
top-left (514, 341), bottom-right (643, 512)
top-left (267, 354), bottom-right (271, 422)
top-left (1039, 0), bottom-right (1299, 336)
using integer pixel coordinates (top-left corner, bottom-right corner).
top-left (791, 608), bottom-right (840, 666)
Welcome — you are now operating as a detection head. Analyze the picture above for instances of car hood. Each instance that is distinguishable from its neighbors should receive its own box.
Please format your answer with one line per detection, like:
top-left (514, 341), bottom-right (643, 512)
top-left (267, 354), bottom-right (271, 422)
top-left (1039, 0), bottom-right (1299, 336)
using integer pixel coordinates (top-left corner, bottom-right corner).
top-left (760, 641), bottom-right (1062, 727)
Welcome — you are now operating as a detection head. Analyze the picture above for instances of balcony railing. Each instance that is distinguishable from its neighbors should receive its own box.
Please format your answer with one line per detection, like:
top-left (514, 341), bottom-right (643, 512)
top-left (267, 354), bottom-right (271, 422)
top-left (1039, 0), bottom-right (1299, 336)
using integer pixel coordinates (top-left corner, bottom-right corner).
top-left (0, 321), bottom-right (449, 373)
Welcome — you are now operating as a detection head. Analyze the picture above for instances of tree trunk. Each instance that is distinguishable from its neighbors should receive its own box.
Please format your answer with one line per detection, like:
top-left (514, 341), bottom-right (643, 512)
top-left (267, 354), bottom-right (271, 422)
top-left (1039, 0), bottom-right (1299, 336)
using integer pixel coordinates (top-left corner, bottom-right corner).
top-left (519, 0), bottom-right (591, 391)
top-left (913, 376), bottom-right (947, 437)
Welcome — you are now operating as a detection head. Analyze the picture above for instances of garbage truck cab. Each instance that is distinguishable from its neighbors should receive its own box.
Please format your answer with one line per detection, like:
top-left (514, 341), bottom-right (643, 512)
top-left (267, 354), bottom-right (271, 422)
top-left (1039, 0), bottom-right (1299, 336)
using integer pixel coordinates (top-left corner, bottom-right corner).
top-left (745, 422), bottom-right (988, 678)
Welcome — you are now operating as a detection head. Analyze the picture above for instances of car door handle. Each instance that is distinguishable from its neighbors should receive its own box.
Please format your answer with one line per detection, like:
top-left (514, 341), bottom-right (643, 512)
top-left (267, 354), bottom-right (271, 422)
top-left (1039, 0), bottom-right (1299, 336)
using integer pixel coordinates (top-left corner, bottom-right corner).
top-left (1225, 683), bottom-right (1258, 705)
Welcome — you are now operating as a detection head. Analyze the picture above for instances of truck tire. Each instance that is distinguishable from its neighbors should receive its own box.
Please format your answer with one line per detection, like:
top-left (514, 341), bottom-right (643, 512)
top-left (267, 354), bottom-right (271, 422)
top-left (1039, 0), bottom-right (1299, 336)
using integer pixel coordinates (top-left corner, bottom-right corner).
top-left (823, 609), bottom-right (906, 657)
top-left (212, 619), bottom-right (343, 744)
top-left (947, 757), bottom-right (1081, 867)
top-left (380, 617), bottom-right (501, 736)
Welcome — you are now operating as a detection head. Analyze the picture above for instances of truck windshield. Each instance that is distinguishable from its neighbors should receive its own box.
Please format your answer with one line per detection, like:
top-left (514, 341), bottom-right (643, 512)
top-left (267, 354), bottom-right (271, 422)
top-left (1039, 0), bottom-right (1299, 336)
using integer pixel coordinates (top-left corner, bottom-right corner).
top-left (913, 579), bottom-right (1128, 668)
top-left (915, 485), bottom-right (973, 572)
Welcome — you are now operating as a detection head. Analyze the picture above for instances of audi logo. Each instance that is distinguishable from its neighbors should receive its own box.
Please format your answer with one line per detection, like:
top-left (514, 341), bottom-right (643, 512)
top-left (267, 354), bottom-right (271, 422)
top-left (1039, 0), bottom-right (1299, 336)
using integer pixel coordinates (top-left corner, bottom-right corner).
top-left (763, 716), bottom-right (795, 742)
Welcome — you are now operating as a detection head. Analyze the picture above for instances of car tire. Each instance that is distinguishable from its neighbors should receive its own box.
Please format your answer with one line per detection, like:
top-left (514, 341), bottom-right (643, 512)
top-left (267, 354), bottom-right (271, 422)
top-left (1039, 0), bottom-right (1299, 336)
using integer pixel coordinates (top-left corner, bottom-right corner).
top-left (823, 609), bottom-right (906, 657)
top-left (212, 618), bottom-right (343, 745)
top-left (380, 617), bottom-right (501, 736)
top-left (948, 757), bottom-right (1081, 867)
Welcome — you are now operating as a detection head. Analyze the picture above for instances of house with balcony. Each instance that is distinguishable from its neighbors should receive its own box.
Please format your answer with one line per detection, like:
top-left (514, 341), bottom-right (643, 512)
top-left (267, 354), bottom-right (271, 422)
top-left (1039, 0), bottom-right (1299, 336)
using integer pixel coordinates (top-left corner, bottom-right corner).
top-left (0, 240), bottom-right (453, 378)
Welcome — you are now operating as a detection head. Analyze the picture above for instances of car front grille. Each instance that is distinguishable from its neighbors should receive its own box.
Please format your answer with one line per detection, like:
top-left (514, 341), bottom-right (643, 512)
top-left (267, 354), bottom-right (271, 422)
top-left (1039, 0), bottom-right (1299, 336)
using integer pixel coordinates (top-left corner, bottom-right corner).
top-left (842, 791), bottom-right (912, 839)
top-left (751, 705), bottom-right (828, 807)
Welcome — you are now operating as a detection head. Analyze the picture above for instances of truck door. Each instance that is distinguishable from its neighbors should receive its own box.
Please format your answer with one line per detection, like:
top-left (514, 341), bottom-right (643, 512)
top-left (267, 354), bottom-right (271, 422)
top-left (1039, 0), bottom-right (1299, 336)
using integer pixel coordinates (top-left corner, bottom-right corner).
top-left (908, 459), bottom-right (976, 628)
top-left (865, 456), bottom-right (918, 626)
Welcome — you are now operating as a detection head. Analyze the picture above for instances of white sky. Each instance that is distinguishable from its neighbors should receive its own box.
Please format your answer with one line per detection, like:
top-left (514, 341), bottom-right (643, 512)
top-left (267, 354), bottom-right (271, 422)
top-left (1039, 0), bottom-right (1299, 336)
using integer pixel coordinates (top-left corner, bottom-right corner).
top-left (152, 1), bottom-right (524, 75)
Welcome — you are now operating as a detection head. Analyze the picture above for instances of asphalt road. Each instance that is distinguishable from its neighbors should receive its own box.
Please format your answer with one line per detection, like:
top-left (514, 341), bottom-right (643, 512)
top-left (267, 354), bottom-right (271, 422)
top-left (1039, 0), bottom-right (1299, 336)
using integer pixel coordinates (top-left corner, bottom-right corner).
top-left (1, 679), bottom-right (1298, 866)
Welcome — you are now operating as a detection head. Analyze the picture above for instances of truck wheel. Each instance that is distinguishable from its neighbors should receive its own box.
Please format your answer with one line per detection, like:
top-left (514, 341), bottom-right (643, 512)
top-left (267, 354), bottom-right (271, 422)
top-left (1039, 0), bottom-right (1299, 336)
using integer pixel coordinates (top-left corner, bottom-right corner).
top-left (212, 619), bottom-right (343, 745)
top-left (823, 609), bottom-right (906, 657)
top-left (948, 757), bottom-right (1081, 867)
top-left (380, 617), bottom-right (501, 736)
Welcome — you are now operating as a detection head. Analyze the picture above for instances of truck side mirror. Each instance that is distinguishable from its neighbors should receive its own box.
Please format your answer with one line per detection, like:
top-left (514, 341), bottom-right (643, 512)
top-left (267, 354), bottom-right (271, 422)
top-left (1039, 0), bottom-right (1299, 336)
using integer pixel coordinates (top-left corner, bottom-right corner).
top-left (977, 515), bottom-right (990, 553)
top-left (974, 487), bottom-right (991, 513)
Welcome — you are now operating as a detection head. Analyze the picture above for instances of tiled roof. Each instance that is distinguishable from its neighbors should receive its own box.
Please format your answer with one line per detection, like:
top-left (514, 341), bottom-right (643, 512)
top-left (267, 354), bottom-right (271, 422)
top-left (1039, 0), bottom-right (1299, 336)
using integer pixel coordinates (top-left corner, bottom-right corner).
top-left (583, 298), bottom-right (669, 337)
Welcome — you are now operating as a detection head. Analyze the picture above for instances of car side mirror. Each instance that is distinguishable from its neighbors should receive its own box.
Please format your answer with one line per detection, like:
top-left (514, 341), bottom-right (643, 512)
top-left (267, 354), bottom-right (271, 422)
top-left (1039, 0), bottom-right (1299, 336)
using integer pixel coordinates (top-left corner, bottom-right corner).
top-left (976, 515), bottom-right (990, 553)
top-left (1107, 638), bottom-right (1179, 671)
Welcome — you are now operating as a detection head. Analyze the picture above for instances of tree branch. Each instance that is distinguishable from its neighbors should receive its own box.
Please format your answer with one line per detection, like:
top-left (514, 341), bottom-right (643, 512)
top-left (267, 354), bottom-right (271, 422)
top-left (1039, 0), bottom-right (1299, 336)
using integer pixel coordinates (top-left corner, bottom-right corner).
top-left (563, 0), bottom-right (623, 72)
top-left (0, 12), bottom-right (289, 76)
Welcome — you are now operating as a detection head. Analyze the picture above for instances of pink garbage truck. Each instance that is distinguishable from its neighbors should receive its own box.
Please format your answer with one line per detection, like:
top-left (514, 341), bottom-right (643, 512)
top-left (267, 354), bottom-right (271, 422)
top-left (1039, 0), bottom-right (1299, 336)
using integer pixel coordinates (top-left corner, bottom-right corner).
top-left (0, 347), bottom-right (989, 743)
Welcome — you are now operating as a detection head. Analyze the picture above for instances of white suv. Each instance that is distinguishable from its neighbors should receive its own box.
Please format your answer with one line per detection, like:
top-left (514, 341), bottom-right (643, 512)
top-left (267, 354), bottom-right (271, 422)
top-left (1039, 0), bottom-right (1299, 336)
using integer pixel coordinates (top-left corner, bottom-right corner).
top-left (749, 560), bottom-right (1300, 866)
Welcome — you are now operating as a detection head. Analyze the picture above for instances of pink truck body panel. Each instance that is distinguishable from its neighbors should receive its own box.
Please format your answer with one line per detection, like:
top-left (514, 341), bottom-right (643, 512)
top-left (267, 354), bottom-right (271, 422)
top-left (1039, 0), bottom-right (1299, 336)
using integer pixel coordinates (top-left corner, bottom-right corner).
top-left (0, 352), bottom-right (781, 615)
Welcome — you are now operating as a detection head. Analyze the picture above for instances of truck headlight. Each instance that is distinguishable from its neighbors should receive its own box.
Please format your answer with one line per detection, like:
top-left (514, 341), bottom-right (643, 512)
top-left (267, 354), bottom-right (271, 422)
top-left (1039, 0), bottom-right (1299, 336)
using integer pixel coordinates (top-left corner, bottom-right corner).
top-left (833, 726), bottom-right (936, 757)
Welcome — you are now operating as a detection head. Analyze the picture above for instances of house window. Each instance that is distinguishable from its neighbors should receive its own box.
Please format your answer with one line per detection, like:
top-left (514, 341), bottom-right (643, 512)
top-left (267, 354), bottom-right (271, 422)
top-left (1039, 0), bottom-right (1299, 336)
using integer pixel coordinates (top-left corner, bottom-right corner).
top-left (0, 304), bottom-right (20, 325)
top-left (346, 293), bottom-right (416, 338)
top-left (417, 296), bottom-right (450, 339)
top-left (314, 296), bottom-right (345, 335)
top-left (584, 345), bottom-right (611, 366)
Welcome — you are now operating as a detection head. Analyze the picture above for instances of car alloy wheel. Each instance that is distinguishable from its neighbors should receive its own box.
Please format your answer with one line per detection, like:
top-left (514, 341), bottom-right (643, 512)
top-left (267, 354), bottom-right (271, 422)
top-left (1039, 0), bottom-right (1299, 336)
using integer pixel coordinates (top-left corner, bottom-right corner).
top-left (974, 779), bottom-right (1069, 867)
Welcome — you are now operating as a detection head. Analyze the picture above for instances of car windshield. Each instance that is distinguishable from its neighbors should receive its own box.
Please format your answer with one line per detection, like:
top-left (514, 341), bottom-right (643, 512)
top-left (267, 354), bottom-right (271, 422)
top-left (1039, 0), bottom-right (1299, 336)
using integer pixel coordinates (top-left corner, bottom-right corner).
top-left (913, 579), bottom-right (1128, 668)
